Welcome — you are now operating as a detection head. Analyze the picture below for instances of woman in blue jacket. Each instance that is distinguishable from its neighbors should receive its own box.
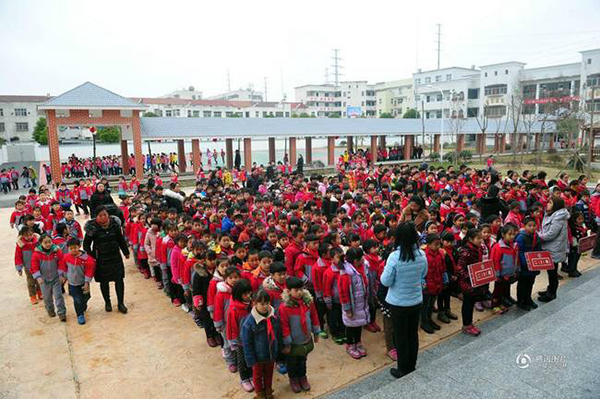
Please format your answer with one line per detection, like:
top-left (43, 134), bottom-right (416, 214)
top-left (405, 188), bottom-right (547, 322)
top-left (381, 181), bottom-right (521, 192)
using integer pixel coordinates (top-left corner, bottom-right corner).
top-left (380, 222), bottom-right (428, 379)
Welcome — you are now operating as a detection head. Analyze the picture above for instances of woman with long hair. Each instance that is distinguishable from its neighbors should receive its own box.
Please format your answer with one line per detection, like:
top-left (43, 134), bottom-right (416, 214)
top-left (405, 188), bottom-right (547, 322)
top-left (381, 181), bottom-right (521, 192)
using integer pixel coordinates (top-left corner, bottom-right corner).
top-left (538, 197), bottom-right (569, 302)
top-left (380, 222), bottom-right (428, 379)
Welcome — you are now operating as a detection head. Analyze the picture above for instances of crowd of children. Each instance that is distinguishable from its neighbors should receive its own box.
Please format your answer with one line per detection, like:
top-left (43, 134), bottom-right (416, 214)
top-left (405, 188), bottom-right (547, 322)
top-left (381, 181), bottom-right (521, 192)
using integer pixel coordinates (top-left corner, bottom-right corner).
top-left (12, 152), bottom-right (599, 397)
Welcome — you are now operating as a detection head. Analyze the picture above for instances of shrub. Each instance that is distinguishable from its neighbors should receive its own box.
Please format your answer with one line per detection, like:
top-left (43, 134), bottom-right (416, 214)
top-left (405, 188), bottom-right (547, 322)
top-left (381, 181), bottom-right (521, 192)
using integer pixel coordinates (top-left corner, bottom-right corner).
top-left (429, 152), bottom-right (440, 161)
top-left (459, 150), bottom-right (472, 161)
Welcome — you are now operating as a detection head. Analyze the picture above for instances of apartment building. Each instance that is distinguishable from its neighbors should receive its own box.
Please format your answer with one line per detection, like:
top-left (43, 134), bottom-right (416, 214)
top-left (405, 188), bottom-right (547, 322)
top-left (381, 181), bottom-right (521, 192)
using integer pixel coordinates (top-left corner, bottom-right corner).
top-left (374, 79), bottom-right (414, 117)
top-left (206, 89), bottom-right (264, 102)
top-left (294, 81), bottom-right (376, 117)
top-left (0, 95), bottom-right (50, 141)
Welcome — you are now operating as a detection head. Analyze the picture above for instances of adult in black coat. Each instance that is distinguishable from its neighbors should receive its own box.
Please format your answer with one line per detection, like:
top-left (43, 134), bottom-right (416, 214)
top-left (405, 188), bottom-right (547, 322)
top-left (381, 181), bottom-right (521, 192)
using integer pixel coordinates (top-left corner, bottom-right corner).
top-left (83, 206), bottom-right (130, 313)
top-left (478, 185), bottom-right (508, 222)
top-left (89, 183), bottom-right (115, 218)
top-left (234, 149), bottom-right (241, 170)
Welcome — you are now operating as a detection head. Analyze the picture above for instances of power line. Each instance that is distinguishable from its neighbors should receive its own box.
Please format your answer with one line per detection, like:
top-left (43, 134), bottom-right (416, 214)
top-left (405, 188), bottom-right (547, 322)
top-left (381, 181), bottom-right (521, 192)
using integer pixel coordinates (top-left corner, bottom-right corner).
top-left (436, 23), bottom-right (441, 70)
top-left (331, 49), bottom-right (343, 86)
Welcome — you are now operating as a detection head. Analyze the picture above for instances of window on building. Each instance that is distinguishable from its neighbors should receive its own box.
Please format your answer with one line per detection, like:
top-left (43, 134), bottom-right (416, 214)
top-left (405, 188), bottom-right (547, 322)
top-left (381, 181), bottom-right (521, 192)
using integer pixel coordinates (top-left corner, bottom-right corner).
top-left (173, 109), bottom-right (181, 117)
top-left (88, 109), bottom-right (102, 118)
top-left (484, 84), bottom-right (508, 95)
top-left (425, 77), bottom-right (431, 84)
top-left (588, 58), bottom-right (592, 65)
top-left (16, 122), bottom-right (28, 131)
top-left (14, 108), bottom-right (27, 116)
top-left (0, 109), bottom-right (3, 116)
top-left (285, 112), bottom-right (290, 117)
top-left (436, 94), bottom-right (443, 102)
top-left (192, 110), bottom-right (200, 117)
top-left (415, 95), bottom-right (421, 102)
top-left (56, 109), bottom-right (70, 118)
top-left (187, 110), bottom-right (192, 117)
top-left (275, 111), bottom-right (284, 117)
top-left (426, 95), bottom-right (431, 103)
top-left (0, 122), bottom-right (4, 132)
top-left (467, 107), bottom-right (479, 117)
top-left (523, 105), bottom-right (535, 115)
top-left (204, 111), bottom-right (212, 117)
top-left (436, 110), bottom-right (442, 118)
top-left (213, 111), bottom-right (222, 117)
top-left (467, 88), bottom-right (479, 99)
top-left (361, 101), bottom-right (365, 106)
top-left (505, 69), bottom-right (509, 75)
top-left (225, 111), bottom-right (234, 117)
top-left (120, 110), bottom-right (132, 117)
top-left (361, 91), bottom-right (364, 96)
top-left (435, 75), bottom-right (441, 82)
top-left (484, 105), bottom-right (506, 117)
top-left (416, 78), bottom-right (421, 85)
top-left (446, 74), bottom-right (452, 81)
top-left (378, 99), bottom-right (382, 104)
top-left (522, 84), bottom-right (536, 99)
top-left (484, 72), bottom-right (488, 77)
top-left (426, 112), bottom-right (431, 119)
top-left (254, 111), bottom-right (259, 117)
top-left (165, 110), bottom-right (172, 117)
top-left (494, 71), bottom-right (498, 76)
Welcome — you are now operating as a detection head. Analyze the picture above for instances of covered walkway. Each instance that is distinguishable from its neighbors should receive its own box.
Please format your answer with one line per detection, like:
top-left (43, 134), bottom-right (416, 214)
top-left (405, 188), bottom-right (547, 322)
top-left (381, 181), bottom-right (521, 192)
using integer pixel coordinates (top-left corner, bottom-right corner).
top-left (39, 82), bottom-right (555, 183)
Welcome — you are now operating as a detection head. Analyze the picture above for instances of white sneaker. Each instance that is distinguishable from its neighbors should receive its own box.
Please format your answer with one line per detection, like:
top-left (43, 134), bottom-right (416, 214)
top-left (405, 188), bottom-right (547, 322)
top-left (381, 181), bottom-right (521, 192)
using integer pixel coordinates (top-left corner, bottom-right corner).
top-left (181, 304), bottom-right (189, 312)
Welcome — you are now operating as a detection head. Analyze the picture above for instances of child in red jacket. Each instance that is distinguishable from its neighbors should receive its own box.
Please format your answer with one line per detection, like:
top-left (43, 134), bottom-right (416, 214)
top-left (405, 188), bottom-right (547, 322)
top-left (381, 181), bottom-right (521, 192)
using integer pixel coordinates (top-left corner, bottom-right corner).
top-left (214, 267), bottom-right (241, 372)
top-left (422, 235), bottom-right (445, 334)
top-left (31, 235), bottom-right (65, 321)
top-left (279, 276), bottom-right (321, 393)
top-left (226, 279), bottom-right (254, 392)
top-left (14, 226), bottom-right (41, 304)
top-left (311, 242), bottom-right (331, 339)
top-left (491, 224), bottom-right (519, 314)
top-left (59, 238), bottom-right (96, 325)
top-left (322, 247), bottom-right (345, 344)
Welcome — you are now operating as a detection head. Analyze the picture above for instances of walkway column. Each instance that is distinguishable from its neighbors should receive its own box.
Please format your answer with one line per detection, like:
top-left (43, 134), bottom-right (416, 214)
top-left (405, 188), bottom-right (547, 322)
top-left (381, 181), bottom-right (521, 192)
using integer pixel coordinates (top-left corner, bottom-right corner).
top-left (475, 135), bottom-right (483, 155)
top-left (121, 140), bottom-right (130, 175)
top-left (499, 134), bottom-right (506, 153)
top-left (192, 139), bottom-right (200, 174)
top-left (534, 133), bottom-right (541, 150)
top-left (403, 135), bottom-right (414, 160)
top-left (268, 137), bottom-right (276, 163)
top-left (243, 138), bottom-right (252, 170)
top-left (226, 138), bottom-right (233, 169)
top-left (132, 111), bottom-right (144, 181)
top-left (433, 134), bottom-right (440, 153)
top-left (347, 136), bottom-right (354, 153)
top-left (549, 134), bottom-right (555, 149)
top-left (327, 137), bottom-right (335, 165)
top-left (370, 135), bottom-right (378, 163)
top-left (177, 139), bottom-right (186, 173)
top-left (305, 137), bottom-right (312, 164)
top-left (379, 135), bottom-right (386, 150)
top-left (456, 134), bottom-right (465, 153)
top-left (46, 110), bottom-right (61, 184)
top-left (289, 137), bottom-right (297, 167)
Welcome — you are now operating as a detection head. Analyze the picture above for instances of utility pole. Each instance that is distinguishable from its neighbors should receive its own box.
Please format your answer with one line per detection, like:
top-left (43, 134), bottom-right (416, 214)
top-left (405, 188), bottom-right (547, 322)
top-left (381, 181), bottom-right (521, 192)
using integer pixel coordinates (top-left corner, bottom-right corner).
top-left (331, 49), bottom-right (342, 86)
top-left (589, 84), bottom-right (596, 165)
top-left (264, 77), bottom-right (268, 102)
top-left (436, 24), bottom-right (441, 70)
top-left (324, 67), bottom-right (329, 85)
top-left (227, 69), bottom-right (231, 92)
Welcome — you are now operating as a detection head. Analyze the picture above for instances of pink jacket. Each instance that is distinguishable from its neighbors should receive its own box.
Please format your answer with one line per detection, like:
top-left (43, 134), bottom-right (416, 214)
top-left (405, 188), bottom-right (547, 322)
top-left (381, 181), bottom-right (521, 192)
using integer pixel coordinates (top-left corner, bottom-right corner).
top-left (170, 244), bottom-right (183, 284)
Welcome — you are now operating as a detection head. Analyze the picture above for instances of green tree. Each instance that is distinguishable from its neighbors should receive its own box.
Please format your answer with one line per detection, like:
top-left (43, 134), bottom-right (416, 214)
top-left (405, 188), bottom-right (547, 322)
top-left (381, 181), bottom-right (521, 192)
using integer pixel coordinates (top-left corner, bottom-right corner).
top-left (142, 111), bottom-right (158, 117)
top-left (299, 112), bottom-right (311, 118)
top-left (328, 113), bottom-right (341, 118)
top-left (97, 126), bottom-right (121, 143)
top-left (379, 112), bottom-right (394, 118)
top-left (402, 108), bottom-right (419, 119)
top-left (33, 117), bottom-right (48, 145)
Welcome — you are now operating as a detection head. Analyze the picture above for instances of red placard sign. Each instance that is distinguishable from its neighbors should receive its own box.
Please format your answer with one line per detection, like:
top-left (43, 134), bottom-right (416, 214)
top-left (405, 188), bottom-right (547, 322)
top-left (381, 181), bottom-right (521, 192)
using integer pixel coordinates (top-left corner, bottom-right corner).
top-left (468, 260), bottom-right (496, 287)
top-left (578, 234), bottom-right (596, 254)
top-left (525, 251), bottom-right (554, 271)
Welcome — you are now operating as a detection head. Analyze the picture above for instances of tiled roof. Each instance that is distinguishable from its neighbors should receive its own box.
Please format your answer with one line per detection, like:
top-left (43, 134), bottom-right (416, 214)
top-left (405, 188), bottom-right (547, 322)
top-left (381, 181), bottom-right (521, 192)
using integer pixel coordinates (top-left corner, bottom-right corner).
top-left (139, 116), bottom-right (554, 139)
top-left (0, 95), bottom-right (52, 103)
top-left (38, 82), bottom-right (146, 110)
top-left (133, 97), bottom-right (307, 109)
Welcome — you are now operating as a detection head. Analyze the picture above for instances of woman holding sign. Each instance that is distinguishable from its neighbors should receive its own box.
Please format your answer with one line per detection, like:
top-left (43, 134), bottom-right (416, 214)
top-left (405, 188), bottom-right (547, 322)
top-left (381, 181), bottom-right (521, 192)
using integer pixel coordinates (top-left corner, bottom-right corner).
top-left (380, 223), bottom-right (428, 379)
top-left (538, 197), bottom-right (569, 303)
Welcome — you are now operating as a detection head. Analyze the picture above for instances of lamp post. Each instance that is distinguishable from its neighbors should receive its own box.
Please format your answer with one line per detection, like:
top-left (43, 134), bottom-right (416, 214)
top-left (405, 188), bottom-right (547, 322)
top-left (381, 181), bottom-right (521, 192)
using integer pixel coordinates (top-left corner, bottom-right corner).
top-left (89, 126), bottom-right (97, 158)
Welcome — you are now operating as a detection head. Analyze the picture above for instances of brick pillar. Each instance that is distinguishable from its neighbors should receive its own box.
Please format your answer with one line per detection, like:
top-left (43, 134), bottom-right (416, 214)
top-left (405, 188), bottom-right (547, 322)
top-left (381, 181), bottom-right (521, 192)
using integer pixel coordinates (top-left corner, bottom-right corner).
top-left (305, 137), bottom-right (312, 164)
top-left (433, 134), bottom-right (441, 153)
top-left (132, 111), bottom-right (144, 181)
top-left (121, 140), bottom-right (130, 175)
top-left (499, 134), bottom-right (506, 153)
top-left (243, 138), bottom-right (252, 170)
top-left (289, 137), bottom-right (297, 167)
top-left (534, 133), bottom-right (541, 150)
top-left (379, 135), bottom-right (386, 150)
top-left (370, 135), bottom-right (378, 163)
top-left (268, 137), bottom-right (276, 163)
top-left (403, 135), bottom-right (414, 160)
top-left (549, 134), bottom-right (555, 149)
top-left (226, 138), bottom-right (233, 169)
top-left (46, 110), bottom-right (61, 184)
top-left (192, 139), bottom-right (200, 174)
top-left (347, 136), bottom-right (354, 153)
top-left (475, 135), bottom-right (483, 155)
top-left (177, 139), bottom-right (186, 173)
top-left (327, 137), bottom-right (335, 165)
top-left (457, 134), bottom-right (465, 153)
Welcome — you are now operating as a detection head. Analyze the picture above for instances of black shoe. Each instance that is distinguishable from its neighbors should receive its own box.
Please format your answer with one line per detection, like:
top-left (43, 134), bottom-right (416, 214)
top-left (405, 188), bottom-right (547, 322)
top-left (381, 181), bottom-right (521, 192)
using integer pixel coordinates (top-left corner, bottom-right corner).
top-left (445, 310), bottom-right (458, 320)
top-left (507, 296), bottom-right (517, 305)
top-left (557, 275), bottom-right (564, 280)
top-left (516, 302), bottom-right (531, 311)
top-left (501, 297), bottom-right (513, 307)
top-left (568, 271), bottom-right (581, 278)
top-left (538, 293), bottom-right (556, 303)
top-left (48, 309), bottom-right (56, 317)
top-left (390, 368), bottom-right (405, 379)
top-left (105, 303), bottom-right (113, 312)
top-left (118, 304), bottom-right (128, 314)
top-left (528, 300), bottom-right (538, 309)
top-left (437, 312), bottom-right (451, 324)
top-left (421, 322), bottom-right (434, 334)
top-left (429, 319), bottom-right (441, 330)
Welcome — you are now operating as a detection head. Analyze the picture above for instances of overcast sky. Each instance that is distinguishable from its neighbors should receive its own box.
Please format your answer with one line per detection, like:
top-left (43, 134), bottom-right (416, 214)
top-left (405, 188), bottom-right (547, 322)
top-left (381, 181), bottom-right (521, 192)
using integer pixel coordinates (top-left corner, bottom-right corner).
top-left (1, 0), bottom-right (599, 101)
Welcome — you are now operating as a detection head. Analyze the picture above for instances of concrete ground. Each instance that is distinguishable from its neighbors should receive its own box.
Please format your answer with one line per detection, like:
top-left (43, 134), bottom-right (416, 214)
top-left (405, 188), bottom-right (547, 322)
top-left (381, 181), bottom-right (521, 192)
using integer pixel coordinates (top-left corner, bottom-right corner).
top-left (1, 205), bottom-right (597, 399)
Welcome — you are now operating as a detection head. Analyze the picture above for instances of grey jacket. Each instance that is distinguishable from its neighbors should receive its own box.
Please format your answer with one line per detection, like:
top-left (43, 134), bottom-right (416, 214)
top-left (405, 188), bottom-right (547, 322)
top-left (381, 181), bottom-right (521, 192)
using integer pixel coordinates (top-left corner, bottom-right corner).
top-left (539, 208), bottom-right (570, 263)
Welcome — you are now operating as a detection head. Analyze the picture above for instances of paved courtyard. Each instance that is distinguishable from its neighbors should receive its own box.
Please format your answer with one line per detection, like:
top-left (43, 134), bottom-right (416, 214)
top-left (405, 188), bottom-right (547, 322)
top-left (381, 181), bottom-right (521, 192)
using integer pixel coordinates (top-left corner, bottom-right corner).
top-left (1, 206), bottom-right (598, 398)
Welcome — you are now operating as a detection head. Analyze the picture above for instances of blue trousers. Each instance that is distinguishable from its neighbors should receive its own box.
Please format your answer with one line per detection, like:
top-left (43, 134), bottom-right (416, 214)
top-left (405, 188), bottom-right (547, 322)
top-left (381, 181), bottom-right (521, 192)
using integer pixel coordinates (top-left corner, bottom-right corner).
top-left (69, 284), bottom-right (90, 316)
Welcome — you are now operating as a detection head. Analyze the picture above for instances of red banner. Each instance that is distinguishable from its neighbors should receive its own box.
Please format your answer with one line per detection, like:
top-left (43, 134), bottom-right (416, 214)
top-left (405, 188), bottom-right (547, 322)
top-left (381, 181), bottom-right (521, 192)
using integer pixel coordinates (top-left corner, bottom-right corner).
top-left (579, 234), bottom-right (596, 254)
top-left (523, 96), bottom-right (580, 105)
top-left (468, 260), bottom-right (496, 287)
top-left (525, 251), bottom-right (554, 271)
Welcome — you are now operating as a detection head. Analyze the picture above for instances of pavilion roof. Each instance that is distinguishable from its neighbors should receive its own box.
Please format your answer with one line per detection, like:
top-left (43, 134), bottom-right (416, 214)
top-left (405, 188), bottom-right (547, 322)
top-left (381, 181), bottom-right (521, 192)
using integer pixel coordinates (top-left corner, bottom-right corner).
top-left (38, 82), bottom-right (146, 111)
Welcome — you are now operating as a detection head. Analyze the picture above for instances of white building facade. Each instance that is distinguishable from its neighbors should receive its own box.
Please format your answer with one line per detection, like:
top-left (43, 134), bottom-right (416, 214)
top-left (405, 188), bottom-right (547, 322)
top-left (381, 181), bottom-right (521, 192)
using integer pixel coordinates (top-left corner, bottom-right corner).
top-left (0, 95), bottom-right (50, 141)
top-left (294, 81), bottom-right (377, 117)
